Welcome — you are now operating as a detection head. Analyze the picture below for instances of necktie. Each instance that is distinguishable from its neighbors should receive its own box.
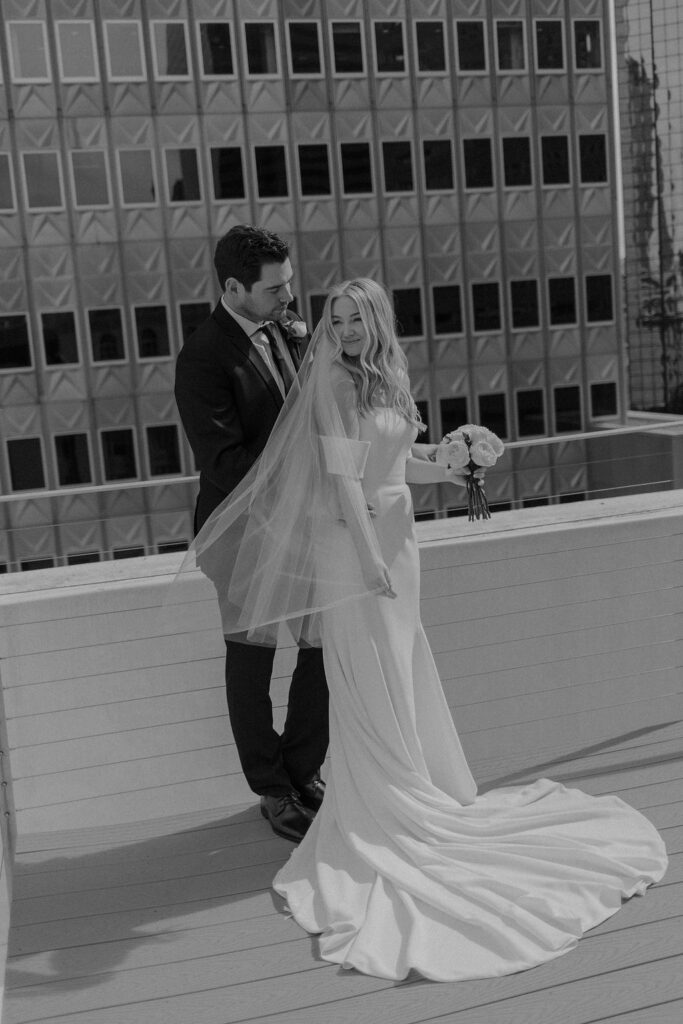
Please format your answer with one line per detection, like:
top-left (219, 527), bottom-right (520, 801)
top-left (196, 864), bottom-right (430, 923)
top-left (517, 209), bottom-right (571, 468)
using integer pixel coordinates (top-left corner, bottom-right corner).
top-left (261, 323), bottom-right (295, 394)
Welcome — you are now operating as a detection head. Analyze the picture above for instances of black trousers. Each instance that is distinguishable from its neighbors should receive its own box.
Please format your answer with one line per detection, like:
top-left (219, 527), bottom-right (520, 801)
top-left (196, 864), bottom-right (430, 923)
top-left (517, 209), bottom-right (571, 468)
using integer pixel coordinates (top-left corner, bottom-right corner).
top-left (224, 639), bottom-right (329, 796)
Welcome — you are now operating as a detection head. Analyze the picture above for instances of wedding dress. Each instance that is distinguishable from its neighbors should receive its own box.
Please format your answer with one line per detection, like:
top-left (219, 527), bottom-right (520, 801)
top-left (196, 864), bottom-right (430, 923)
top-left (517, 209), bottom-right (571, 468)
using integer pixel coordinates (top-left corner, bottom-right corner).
top-left (272, 406), bottom-right (668, 981)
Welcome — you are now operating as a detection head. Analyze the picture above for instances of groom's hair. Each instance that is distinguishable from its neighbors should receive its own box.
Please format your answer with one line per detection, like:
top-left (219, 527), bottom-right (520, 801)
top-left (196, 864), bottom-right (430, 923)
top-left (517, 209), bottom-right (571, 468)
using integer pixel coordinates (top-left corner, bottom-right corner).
top-left (214, 225), bottom-right (289, 291)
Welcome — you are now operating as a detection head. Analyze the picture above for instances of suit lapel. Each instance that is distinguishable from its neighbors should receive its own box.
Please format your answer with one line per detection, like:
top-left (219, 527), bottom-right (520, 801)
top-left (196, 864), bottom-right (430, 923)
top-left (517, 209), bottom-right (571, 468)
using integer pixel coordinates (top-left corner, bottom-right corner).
top-left (211, 301), bottom-right (284, 407)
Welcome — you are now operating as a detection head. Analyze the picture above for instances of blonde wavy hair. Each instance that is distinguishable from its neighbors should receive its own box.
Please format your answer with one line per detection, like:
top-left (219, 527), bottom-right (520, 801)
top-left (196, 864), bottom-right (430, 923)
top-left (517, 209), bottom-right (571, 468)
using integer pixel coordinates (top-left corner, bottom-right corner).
top-left (320, 278), bottom-right (425, 432)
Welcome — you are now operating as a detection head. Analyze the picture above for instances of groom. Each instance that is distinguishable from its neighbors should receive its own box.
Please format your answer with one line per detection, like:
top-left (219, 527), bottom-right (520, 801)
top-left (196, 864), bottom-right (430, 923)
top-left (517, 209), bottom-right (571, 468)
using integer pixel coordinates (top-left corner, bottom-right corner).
top-left (174, 225), bottom-right (328, 842)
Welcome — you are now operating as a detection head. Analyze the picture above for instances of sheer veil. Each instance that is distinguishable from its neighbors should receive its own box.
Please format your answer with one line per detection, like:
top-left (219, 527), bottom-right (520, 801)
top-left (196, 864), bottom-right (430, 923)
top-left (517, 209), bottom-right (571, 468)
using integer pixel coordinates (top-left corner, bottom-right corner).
top-left (174, 326), bottom-right (387, 646)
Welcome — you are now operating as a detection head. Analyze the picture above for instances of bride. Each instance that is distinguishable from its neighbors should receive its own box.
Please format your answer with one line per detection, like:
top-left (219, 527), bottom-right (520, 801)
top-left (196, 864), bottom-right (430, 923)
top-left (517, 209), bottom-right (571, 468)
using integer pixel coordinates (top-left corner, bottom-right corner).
top-left (190, 278), bottom-right (667, 982)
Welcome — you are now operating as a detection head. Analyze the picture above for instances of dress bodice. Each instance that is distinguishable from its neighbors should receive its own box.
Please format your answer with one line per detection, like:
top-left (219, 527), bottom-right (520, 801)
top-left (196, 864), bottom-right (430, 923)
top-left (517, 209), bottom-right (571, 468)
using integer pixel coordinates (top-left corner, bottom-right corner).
top-left (358, 408), bottom-right (418, 496)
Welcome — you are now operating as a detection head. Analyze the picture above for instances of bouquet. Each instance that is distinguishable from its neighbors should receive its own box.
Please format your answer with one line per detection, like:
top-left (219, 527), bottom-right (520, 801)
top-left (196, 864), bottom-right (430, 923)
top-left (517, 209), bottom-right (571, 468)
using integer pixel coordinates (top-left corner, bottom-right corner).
top-left (433, 424), bottom-right (505, 521)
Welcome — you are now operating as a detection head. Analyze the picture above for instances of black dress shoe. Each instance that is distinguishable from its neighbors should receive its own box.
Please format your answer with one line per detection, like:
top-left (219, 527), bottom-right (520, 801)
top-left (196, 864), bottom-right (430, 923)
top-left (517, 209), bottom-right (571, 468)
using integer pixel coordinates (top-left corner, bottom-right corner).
top-left (297, 774), bottom-right (326, 812)
top-left (260, 792), bottom-right (314, 842)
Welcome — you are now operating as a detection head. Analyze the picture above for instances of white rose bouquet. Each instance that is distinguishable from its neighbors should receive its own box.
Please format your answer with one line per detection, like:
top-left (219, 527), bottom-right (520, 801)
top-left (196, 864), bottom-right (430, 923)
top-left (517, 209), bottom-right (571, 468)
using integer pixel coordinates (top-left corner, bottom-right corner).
top-left (433, 424), bottom-right (505, 521)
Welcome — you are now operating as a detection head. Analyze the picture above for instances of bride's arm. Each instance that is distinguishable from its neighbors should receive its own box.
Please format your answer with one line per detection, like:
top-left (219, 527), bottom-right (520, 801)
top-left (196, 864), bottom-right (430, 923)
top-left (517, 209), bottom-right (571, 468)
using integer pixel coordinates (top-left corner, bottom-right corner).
top-left (405, 455), bottom-right (469, 486)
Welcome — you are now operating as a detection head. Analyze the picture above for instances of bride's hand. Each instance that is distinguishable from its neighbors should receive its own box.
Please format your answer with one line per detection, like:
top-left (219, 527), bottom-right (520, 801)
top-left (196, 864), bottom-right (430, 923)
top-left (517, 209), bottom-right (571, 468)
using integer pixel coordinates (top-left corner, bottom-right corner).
top-left (367, 564), bottom-right (396, 599)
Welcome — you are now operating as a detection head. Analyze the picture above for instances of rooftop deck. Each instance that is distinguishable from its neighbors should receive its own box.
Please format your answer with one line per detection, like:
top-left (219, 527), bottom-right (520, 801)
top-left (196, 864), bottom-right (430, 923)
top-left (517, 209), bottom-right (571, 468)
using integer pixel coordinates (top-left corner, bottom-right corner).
top-left (1, 492), bottom-right (682, 1023)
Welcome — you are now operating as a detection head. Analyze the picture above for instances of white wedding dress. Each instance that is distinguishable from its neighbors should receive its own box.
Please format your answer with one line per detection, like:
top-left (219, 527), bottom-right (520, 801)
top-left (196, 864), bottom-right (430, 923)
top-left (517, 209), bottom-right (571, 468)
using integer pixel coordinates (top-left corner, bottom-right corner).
top-left (273, 408), bottom-right (668, 981)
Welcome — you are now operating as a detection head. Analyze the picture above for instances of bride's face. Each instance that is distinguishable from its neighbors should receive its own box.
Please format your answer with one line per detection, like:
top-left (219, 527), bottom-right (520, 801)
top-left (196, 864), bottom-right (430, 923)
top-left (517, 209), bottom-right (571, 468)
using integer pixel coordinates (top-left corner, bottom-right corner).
top-left (331, 296), bottom-right (367, 358)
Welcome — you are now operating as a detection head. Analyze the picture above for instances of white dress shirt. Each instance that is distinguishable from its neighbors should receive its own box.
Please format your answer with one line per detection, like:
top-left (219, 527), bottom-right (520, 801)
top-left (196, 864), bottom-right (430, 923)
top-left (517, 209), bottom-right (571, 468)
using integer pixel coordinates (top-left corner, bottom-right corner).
top-left (221, 298), bottom-right (295, 397)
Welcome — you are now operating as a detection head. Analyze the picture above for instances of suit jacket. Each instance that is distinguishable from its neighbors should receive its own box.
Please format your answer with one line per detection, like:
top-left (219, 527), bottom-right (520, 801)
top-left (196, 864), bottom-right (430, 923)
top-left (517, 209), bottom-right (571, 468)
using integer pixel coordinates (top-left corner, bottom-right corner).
top-left (175, 301), bottom-right (304, 534)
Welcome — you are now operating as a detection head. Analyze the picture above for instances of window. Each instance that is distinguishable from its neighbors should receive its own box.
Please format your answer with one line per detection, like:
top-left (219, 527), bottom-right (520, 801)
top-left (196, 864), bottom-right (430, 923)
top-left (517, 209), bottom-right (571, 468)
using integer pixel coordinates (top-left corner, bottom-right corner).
top-left (510, 280), bottom-right (539, 329)
top-left (535, 20), bottom-right (564, 70)
top-left (113, 547), bottom-right (145, 559)
top-left (586, 275), bottom-right (613, 322)
top-left (341, 143), bottom-right (373, 194)
top-left (7, 437), bottom-right (45, 490)
top-left (415, 401), bottom-right (430, 441)
top-left (574, 20), bottom-right (602, 70)
top-left (0, 314), bottom-right (31, 369)
top-left (440, 397), bottom-right (469, 436)
top-left (472, 283), bottom-right (501, 332)
top-left (502, 137), bottom-right (532, 188)
top-left (118, 150), bottom-right (157, 206)
top-left (0, 154), bottom-right (15, 210)
top-left (463, 139), bottom-right (494, 190)
top-left (579, 135), bottom-right (608, 184)
top-left (496, 20), bottom-right (525, 71)
top-left (198, 22), bottom-right (234, 76)
top-left (393, 289), bottom-right (423, 337)
top-left (244, 23), bottom-right (278, 75)
top-left (88, 308), bottom-right (125, 362)
top-left (382, 141), bottom-right (413, 193)
top-left (103, 21), bottom-right (146, 80)
top-left (55, 21), bottom-right (98, 81)
top-left (179, 302), bottom-right (211, 342)
top-left (331, 21), bottom-right (364, 74)
top-left (70, 151), bottom-right (110, 208)
top-left (23, 153), bottom-right (64, 210)
top-left (288, 22), bottom-right (322, 75)
top-left (54, 433), bottom-right (92, 486)
top-left (146, 425), bottom-right (182, 475)
top-left (101, 429), bottom-right (137, 480)
top-left (152, 21), bottom-right (190, 79)
top-left (478, 394), bottom-right (508, 439)
top-left (374, 21), bottom-right (405, 74)
top-left (210, 148), bottom-right (245, 200)
top-left (41, 311), bottom-right (79, 365)
top-left (6, 21), bottom-right (50, 82)
top-left (548, 278), bottom-right (577, 325)
top-left (21, 558), bottom-right (55, 571)
top-left (516, 390), bottom-right (545, 437)
top-left (165, 149), bottom-right (201, 203)
top-left (415, 21), bottom-right (446, 73)
top-left (310, 294), bottom-right (327, 327)
top-left (590, 382), bottom-right (617, 418)
top-left (554, 385), bottom-right (582, 432)
top-left (157, 541), bottom-right (189, 554)
top-left (541, 135), bottom-right (570, 186)
top-left (298, 145), bottom-right (331, 196)
top-left (254, 146), bottom-right (288, 198)
top-left (456, 22), bottom-right (487, 73)
top-left (432, 286), bottom-right (462, 335)
top-left (423, 140), bottom-right (453, 191)
top-left (134, 306), bottom-right (170, 359)
top-left (67, 552), bottom-right (100, 565)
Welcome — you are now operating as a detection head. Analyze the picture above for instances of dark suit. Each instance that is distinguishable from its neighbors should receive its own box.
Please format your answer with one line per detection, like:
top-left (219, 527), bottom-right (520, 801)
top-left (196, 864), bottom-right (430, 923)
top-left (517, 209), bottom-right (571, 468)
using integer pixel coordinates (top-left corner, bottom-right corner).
top-left (175, 300), bottom-right (328, 796)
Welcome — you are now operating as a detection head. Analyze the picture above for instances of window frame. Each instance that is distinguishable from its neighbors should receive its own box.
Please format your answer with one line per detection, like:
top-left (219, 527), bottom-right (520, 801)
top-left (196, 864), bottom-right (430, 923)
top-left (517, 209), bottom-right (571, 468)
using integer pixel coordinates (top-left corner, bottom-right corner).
top-left (99, 426), bottom-right (140, 482)
top-left (144, 422), bottom-right (183, 478)
top-left (103, 20), bottom-right (147, 82)
top-left (572, 18), bottom-right (603, 72)
top-left (55, 20), bottom-right (99, 83)
top-left (372, 19), bottom-right (407, 77)
top-left (515, 387), bottom-right (547, 438)
top-left (533, 18), bottom-right (565, 73)
top-left (296, 142), bottom-right (333, 198)
top-left (163, 146), bottom-right (203, 206)
top-left (585, 273), bottom-right (614, 324)
top-left (87, 305), bottom-right (127, 364)
top-left (589, 380), bottom-right (619, 420)
top-left (578, 133), bottom-right (609, 185)
top-left (196, 20), bottom-right (236, 79)
top-left (0, 312), bottom-right (33, 373)
top-left (69, 149), bottom-right (112, 210)
top-left (462, 137), bottom-right (495, 192)
top-left (339, 141), bottom-right (374, 196)
top-left (209, 146), bottom-right (246, 202)
top-left (116, 148), bottom-right (158, 208)
top-left (432, 284), bottom-right (463, 336)
top-left (413, 19), bottom-right (449, 76)
top-left (52, 430), bottom-right (94, 488)
top-left (471, 281), bottom-right (502, 334)
top-left (454, 20), bottom-right (488, 76)
top-left (252, 144), bottom-right (289, 199)
top-left (285, 19), bottom-right (324, 79)
top-left (6, 20), bottom-right (51, 83)
top-left (540, 134), bottom-right (571, 188)
top-left (150, 19), bottom-right (192, 81)
top-left (552, 383), bottom-right (583, 434)
top-left (392, 287), bottom-right (424, 339)
top-left (21, 151), bottom-right (65, 211)
top-left (422, 138), bottom-right (455, 193)
top-left (547, 276), bottom-right (578, 328)
top-left (177, 300), bottom-right (212, 344)
top-left (477, 392), bottom-right (509, 441)
top-left (494, 18), bottom-right (527, 74)
top-left (501, 135), bottom-right (533, 190)
top-left (40, 309), bottom-right (81, 368)
top-left (381, 139), bottom-right (415, 195)
top-left (509, 279), bottom-right (540, 331)
top-left (329, 19), bottom-right (366, 77)
top-left (242, 21), bottom-right (281, 79)
top-left (6, 435), bottom-right (46, 492)
top-left (0, 153), bottom-right (17, 212)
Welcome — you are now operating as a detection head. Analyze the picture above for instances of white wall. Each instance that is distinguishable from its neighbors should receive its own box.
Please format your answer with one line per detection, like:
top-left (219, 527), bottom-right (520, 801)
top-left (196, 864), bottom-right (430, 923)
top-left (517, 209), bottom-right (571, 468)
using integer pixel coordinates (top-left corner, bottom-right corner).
top-left (0, 491), bottom-right (681, 844)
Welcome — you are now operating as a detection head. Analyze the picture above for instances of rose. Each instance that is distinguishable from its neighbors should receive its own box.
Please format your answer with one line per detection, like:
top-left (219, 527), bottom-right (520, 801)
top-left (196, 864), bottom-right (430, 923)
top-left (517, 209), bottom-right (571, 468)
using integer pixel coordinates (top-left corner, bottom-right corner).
top-left (469, 440), bottom-right (499, 467)
top-left (278, 310), bottom-right (308, 339)
top-left (434, 436), bottom-right (471, 470)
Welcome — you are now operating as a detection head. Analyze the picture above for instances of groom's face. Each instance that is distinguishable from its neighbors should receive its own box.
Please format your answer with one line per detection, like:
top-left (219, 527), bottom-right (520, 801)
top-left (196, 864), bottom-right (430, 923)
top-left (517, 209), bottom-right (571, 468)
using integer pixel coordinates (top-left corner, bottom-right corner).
top-left (229, 259), bottom-right (294, 323)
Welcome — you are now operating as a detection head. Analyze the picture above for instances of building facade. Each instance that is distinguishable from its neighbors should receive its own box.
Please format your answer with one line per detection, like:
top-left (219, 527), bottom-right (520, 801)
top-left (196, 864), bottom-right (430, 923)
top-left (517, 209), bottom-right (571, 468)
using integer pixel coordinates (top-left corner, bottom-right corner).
top-left (0, 0), bottom-right (622, 570)
top-left (616, 0), bottom-right (683, 413)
